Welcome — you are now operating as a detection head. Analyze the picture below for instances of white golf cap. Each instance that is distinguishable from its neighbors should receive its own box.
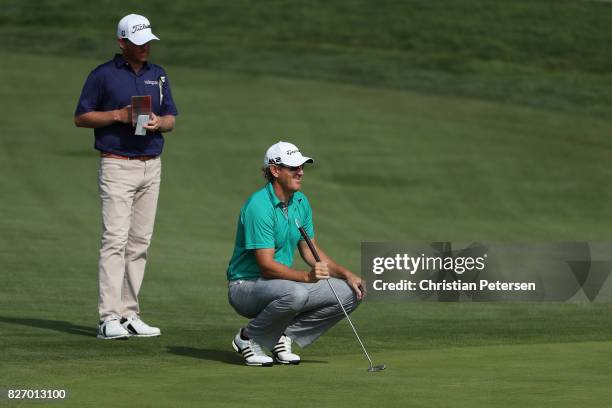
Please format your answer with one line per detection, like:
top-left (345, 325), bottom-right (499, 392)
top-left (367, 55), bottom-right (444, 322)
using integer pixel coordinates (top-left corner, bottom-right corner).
top-left (117, 14), bottom-right (159, 45)
top-left (264, 141), bottom-right (314, 167)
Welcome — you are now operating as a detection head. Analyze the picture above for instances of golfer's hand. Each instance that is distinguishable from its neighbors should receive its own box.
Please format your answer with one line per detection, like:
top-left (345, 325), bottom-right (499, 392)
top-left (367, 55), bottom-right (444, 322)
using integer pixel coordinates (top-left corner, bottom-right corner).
top-left (347, 273), bottom-right (366, 300)
top-left (308, 261), bottom-right (329, 282)
top-left (114, 105), bottom-right (132, 124)
top-left (144, 113), bottom-right (161, 131)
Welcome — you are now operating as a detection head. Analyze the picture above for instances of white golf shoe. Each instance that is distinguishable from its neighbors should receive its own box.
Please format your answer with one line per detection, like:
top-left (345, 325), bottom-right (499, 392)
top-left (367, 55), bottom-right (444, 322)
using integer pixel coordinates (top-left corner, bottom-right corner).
top-left (121, 316), bottom-right (161, 337)
top-left (232, 329), bottom-right (274, 367)
top-left (272, 334), bottom-right (301, 365)
top-left (97, 316), bottom-right (129, 340)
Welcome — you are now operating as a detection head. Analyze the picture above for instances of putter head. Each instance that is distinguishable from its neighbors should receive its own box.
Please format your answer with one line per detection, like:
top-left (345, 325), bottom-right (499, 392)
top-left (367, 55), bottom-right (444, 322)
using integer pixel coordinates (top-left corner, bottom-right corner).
top-left (367, 364), bottom-right (386, 372)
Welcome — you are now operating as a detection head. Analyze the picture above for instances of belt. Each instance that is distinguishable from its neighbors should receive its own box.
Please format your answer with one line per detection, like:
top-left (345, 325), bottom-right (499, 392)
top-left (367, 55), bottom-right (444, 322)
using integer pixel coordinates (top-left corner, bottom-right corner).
top-left (101, 152), bottom-right (158, 161)
top-left (228, 280), bottom-right (249, 287)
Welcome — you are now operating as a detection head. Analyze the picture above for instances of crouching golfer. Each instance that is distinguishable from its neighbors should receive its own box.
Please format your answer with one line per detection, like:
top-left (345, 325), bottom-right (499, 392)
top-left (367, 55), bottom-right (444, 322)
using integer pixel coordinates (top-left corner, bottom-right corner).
top-left (226, 141), bottom-right (365, 366)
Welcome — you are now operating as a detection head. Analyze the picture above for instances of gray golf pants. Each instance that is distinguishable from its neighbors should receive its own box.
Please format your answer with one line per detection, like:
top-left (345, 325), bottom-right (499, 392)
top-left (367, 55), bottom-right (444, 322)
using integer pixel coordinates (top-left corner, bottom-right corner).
top-left (228, 277), bottom-right (360, 350)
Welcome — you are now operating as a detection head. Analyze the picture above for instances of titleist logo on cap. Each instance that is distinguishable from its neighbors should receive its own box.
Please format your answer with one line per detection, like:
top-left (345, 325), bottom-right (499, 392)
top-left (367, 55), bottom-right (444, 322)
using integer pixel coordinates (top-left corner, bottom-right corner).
top-left (132, 23), bottom-right (151, 33)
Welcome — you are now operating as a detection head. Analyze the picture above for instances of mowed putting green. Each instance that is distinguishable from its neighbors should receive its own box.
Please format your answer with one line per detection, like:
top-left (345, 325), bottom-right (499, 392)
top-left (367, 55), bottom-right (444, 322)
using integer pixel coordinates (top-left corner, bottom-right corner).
top-left (1, 52), bottom-right (612, 407)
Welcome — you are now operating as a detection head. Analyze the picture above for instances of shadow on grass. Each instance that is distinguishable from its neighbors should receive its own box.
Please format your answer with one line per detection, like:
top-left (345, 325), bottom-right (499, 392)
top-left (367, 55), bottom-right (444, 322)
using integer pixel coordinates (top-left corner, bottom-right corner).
top-left (167, 346), bottom-right (329, 365)
top-left (0, 316), bottom-right (96, 337)
top-left (167, 346), bottom-right (243, 365)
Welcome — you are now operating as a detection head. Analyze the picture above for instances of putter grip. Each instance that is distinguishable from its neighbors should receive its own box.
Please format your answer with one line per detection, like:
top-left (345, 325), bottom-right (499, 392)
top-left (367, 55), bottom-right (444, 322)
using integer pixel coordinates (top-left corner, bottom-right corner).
top-left (297, 226), bottom-right (321, 262)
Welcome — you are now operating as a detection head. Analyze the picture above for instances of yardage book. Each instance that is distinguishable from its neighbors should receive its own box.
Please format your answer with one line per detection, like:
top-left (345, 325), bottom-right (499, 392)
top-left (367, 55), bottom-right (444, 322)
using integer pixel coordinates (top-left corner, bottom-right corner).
top-left (131, 95), bottom-right (152, 136)
top-left (131, 95), bottom-right (151, 126)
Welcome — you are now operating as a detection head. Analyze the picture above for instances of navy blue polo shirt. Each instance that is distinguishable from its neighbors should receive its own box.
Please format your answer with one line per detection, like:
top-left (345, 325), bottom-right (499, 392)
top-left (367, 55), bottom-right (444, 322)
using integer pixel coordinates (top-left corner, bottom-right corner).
top-left (75, 54), bottom-right (179, 157)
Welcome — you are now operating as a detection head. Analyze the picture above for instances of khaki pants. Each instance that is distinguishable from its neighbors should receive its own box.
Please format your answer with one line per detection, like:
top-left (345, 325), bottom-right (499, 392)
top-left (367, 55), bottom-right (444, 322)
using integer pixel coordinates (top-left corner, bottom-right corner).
top-left (97, 157), bottom-right (162, 321)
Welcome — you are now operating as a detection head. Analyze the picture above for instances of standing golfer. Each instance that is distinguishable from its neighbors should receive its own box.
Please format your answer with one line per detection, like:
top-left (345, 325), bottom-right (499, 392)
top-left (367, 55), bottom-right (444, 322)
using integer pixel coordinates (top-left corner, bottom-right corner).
top-left (227, 141), bottom-right (365, 366)
top-left (74, 14), bottom-right (178, 339)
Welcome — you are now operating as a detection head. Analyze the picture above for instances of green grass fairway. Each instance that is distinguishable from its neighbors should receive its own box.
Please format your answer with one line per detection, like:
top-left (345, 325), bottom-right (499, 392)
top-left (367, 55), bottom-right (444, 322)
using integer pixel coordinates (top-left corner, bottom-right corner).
top-left (1, 48), bottom-right (612, 407)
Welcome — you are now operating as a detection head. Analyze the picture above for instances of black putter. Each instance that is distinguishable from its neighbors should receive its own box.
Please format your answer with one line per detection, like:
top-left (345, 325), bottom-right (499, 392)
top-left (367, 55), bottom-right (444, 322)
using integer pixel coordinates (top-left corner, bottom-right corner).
top-left (295, 220), bottom-right (386, 372)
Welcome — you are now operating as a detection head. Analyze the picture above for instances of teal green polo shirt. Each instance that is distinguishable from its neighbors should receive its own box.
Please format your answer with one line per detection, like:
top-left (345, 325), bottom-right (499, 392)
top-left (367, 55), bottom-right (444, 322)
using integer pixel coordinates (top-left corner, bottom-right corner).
top-left (227, 182), bottom-right (315, 281)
